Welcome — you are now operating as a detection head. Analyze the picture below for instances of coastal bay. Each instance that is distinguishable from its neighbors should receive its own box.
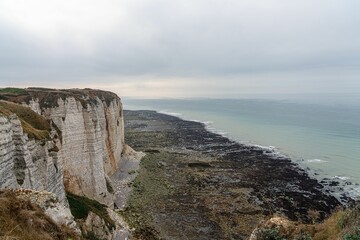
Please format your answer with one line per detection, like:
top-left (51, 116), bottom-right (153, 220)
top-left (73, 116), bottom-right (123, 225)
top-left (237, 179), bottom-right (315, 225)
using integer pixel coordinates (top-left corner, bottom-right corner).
top-left (122, 110), bottom-right (344, 239)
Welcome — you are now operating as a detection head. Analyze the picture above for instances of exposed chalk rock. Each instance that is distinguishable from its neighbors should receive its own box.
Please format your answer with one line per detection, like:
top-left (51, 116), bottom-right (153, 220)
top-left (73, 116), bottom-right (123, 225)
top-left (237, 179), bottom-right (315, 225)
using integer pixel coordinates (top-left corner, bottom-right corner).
top-left (0, 88), bottom-right (130, 238)
top-left (0, 113), bottom-right (67, 204)
top-left (37, 91), bottom-right (124, 205)
top-left (1, 88), bottom-right (125, 206)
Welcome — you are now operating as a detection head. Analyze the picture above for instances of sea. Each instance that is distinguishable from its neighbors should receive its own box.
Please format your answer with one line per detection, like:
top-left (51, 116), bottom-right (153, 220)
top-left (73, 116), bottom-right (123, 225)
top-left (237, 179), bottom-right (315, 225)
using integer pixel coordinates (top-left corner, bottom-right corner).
top-left (123, 94), bottom-right (360, 199)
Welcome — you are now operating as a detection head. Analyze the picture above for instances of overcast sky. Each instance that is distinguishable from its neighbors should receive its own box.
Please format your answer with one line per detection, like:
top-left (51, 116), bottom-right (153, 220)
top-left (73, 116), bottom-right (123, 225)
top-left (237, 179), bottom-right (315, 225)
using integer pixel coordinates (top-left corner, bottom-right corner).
top-left (0, 0), bottom-right (359, 98)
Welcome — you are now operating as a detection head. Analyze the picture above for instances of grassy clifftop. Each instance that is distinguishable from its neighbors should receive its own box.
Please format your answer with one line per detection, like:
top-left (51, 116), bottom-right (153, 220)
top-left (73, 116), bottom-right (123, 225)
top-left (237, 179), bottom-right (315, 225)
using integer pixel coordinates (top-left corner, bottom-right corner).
top-left (0, 87), bottom-right (120, 108)
top-left (0, 87), bottom-right (121, 139)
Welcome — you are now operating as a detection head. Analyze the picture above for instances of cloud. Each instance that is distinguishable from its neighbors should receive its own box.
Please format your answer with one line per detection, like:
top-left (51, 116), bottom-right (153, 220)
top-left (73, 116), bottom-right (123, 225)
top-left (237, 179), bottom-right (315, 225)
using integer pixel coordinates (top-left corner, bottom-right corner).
top-left (0, 0), bottom-right (359, 97)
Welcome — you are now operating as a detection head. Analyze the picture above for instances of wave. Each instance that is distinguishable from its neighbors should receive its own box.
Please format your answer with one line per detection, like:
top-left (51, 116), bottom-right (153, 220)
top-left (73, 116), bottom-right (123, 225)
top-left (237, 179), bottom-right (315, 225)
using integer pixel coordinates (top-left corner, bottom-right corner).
top-left (158, 110), bottom-right (183, 117)
top-left (349, 186), bottom-right (360, 198)
top-left (307, 159), bottom-right (328, 163)
top-left (250, 144), bottom-right (290, 159)
top-left (187, 113), bottom-right (289, 159)
top-left (333, 176), bottom-right (351, 181)
top-left (204, 119), bottom-right (288, 159)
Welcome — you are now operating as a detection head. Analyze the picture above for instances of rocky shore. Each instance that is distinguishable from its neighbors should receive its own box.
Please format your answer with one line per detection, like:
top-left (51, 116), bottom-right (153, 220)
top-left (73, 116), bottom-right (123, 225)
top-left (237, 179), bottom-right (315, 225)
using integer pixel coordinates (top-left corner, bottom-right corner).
top-left (122, 110), bottom-right (346, 239)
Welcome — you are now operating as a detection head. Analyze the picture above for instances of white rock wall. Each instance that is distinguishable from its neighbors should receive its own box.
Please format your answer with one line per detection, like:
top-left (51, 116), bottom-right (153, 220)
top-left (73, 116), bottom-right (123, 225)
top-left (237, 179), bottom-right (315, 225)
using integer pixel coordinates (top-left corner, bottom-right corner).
top-left (0, 114), bottom-right (67, 204)
top-left (0, 90), bottom-right (127, 238)
top-left (40, 96), bottom-right (124, 206)
top-left (22, 98), bottom-right (41, 115)
top-left (0, 115), bottom-right (19, 189)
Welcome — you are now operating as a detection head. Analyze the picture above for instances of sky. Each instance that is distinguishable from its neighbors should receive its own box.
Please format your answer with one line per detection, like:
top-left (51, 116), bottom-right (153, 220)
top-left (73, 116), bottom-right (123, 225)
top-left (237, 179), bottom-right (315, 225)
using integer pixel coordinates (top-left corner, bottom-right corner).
top-left (0, 0), bottom-right (360, 98)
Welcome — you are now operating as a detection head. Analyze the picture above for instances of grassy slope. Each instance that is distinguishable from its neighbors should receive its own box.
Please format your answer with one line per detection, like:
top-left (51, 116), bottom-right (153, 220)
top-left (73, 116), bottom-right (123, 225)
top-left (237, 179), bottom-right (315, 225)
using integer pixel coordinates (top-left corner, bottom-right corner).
top-left (0, 100), bottom-right (50, 140)
top-left (0, 190), bottom-right (78, 240)
top-left (255, 204), bottom-right (360, 240)
top-left (313, 205), bottom-right (360, 240)
top-left (0, 87), bottom-right (27, 94)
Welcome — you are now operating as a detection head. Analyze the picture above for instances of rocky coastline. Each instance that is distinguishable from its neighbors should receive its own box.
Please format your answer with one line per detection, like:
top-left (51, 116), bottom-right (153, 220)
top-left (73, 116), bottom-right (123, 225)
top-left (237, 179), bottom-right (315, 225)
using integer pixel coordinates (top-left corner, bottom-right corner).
top-left (122, 110), bottom-right (347, 239)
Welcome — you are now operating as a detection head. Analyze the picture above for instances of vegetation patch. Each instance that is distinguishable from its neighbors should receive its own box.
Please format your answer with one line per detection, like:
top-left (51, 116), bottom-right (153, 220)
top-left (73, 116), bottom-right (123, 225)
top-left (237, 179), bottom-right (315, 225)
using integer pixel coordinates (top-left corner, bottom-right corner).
top-left (0, 100), bottom-right (50, 140)
top-left (0, 87), bottom-right (27, 94)
top-left (25, 88), bottom-right (118, 109)
top-left (256, 226), bottom-right (284, 240)
top-left (122, 152), bottom-right (172, 239)
top-left (105, 177), bottom-right (114, 194)
top-left (0, 88), bottom-right (32, 104)
top-left (0, 87), bottom-right (119, 109)
top-left (66, 192), bottom-right (115, 230)
top-left (338, 204), bottom-right (360, 240)
top-left (254, 203), bottom-right (360, 240)
top-left (0, 190), bottom-right (77, 240)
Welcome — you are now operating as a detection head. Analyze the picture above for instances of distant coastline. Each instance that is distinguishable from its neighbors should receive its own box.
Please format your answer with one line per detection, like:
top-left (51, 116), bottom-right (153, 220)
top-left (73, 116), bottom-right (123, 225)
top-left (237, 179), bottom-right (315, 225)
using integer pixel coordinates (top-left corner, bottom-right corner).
top-left (124, 98), bottom-right (360, 200)
top-left (155, 109), bottom-right (357, 203)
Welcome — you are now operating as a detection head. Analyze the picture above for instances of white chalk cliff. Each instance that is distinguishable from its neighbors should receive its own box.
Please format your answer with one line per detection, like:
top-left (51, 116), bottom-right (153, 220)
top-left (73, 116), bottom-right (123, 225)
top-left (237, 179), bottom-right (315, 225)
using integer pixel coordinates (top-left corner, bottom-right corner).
top-left (39, 92), bottom-right (124, 206)
top-left (0, 88), bottom-right (130, 238)
top-left (0, 107), bottom-right (66, 204)
top-left (0, 88), bottom-right (124, 205)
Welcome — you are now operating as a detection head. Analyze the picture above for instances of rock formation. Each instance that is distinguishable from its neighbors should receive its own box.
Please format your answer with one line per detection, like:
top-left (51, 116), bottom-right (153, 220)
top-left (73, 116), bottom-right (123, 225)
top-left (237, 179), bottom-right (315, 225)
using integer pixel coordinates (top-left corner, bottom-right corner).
top-left (14, 189), bottom-right (80, 234)
top-left (0, 87), bottom-right (131, 239)
top-left (0, 101), bottom-right (67, 204)
top-left (0, 88), bottom-right (125, 205)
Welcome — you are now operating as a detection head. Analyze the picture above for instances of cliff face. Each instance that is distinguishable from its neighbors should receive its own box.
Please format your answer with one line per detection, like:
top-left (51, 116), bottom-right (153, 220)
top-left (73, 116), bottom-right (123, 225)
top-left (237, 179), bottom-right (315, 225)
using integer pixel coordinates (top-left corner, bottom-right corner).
top-left (0, 88), bottom-right (125, 206)
top-left (0, 102), bottom-right (66, 204)
top-left (41, 94), bottom-right (124, 205)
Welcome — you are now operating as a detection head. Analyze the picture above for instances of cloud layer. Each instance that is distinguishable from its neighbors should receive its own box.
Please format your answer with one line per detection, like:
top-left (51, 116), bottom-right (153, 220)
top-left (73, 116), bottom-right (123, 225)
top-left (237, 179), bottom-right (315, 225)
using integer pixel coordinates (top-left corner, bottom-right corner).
top-left (1, 0), bottom-right (359, 97)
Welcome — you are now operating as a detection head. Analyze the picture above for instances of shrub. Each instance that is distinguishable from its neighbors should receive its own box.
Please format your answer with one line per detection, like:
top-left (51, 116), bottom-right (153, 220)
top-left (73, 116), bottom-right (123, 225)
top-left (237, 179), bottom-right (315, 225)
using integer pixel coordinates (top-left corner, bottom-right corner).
top-left (66, 192), bottom-right (115, 230)
top-left (0, 87), bottom-right (27, 94)
top-left (256, 226), bottom-right (285, 240)
top-left (344, 234), bottom-right (360, 240)
top-left (294, 231), bottom-right (312, 240)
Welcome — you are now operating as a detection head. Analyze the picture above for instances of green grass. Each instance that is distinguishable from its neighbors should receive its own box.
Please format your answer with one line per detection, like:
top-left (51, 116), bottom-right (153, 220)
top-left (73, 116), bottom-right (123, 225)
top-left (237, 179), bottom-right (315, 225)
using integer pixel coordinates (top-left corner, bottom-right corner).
top-left (122, 151), bottom-right (173, 239)
top-left (256, 227), bottom-right (285, 240)
top-left (344, 233), bottom-right (360, 240)
top-left (66, 192), bottom-right (115, 230)
top-left (340, 204), bottom-right (360, 240)
top-left (254, 203), bottom-right (360, 240)
top-left (0, 87), bottom-right (27, 94)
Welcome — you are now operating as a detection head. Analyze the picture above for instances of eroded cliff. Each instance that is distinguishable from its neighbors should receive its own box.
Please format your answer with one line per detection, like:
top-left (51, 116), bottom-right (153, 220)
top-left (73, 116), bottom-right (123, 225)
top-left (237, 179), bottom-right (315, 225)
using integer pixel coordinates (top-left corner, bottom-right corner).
top-left (0, 100), bottom-right (66, 203)
top-left (0, 88), bottom-right (125, 206)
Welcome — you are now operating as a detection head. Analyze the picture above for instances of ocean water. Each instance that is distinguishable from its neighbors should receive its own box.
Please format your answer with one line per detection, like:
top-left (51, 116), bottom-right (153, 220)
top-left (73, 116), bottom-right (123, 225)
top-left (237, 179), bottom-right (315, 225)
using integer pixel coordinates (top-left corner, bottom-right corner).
top-left (123, 96), bottom-right (360, 198)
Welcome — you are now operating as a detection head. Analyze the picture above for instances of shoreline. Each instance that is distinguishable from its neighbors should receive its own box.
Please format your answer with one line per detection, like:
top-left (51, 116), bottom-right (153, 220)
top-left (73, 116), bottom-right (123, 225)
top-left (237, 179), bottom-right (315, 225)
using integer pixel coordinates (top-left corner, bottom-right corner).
top-left (156, 110), bottom-right (360, 202)
top-left (121, 110), bottom-right (351, 239)
top-left (154, 109), bottom-right (358, 203)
